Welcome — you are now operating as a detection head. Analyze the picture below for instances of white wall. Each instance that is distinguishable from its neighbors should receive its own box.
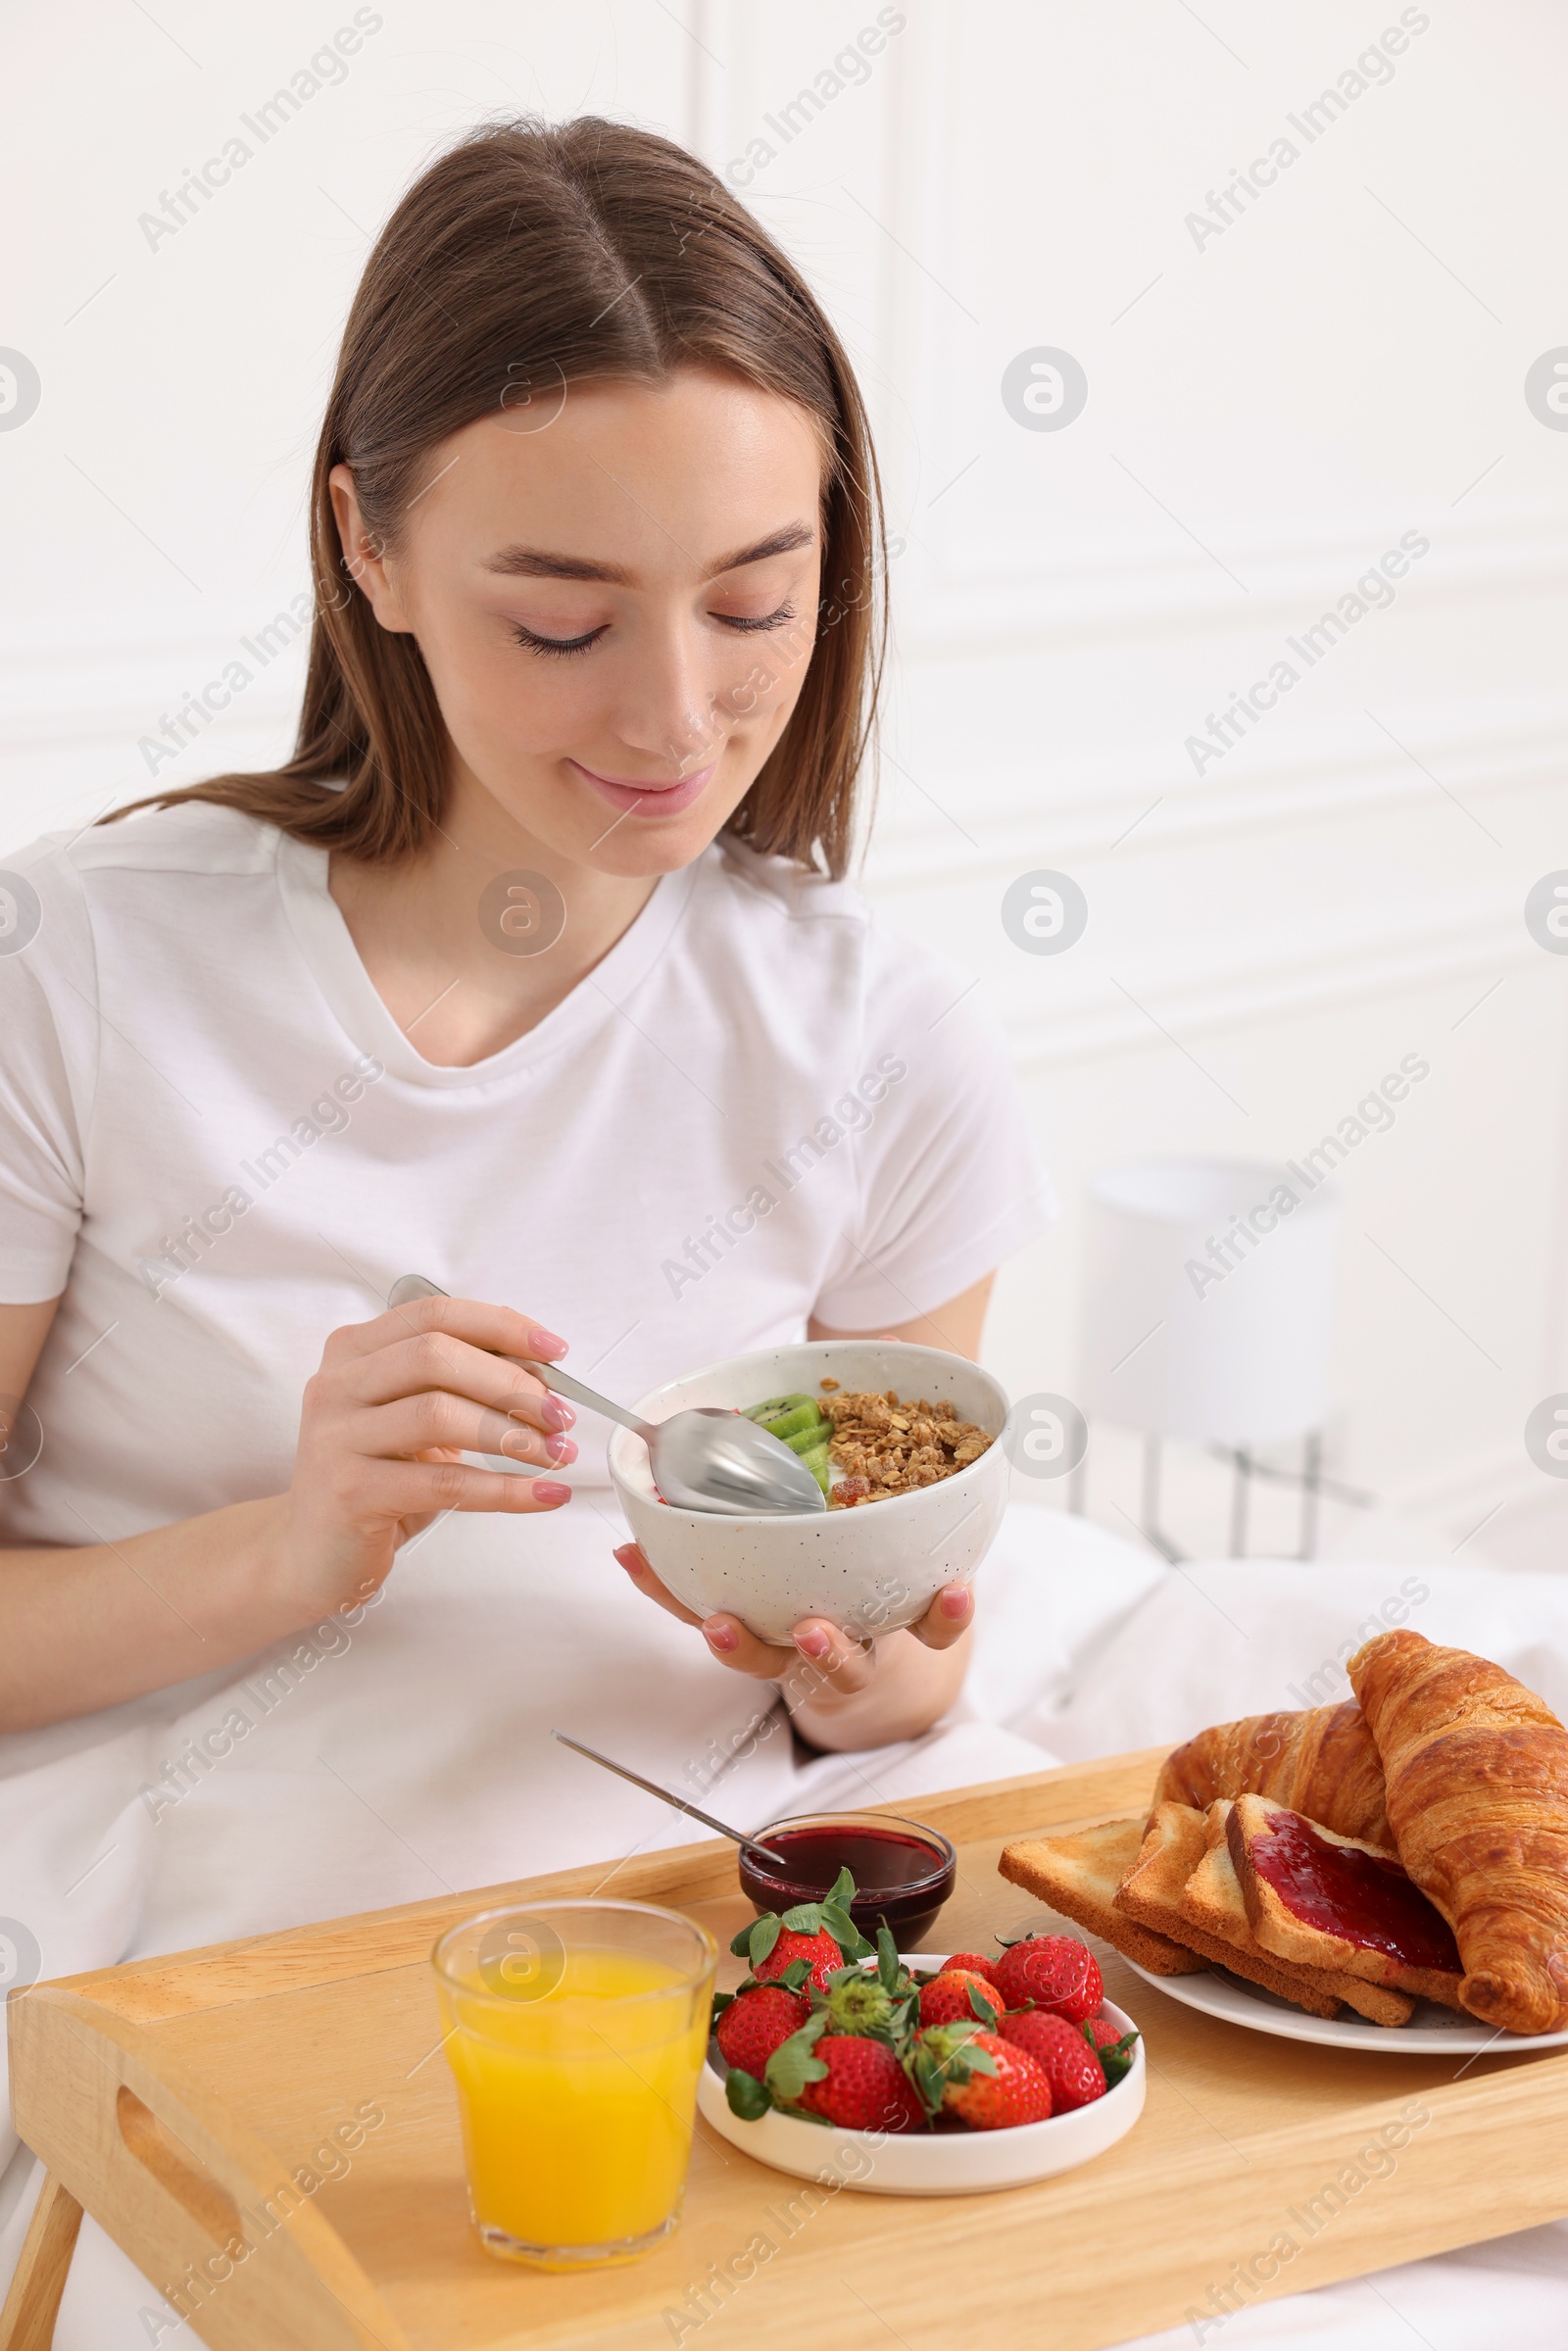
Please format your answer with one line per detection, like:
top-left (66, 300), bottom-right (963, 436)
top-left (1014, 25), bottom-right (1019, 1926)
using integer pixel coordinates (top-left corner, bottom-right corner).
top-left (4, 1), bottom-right (1566, 1561)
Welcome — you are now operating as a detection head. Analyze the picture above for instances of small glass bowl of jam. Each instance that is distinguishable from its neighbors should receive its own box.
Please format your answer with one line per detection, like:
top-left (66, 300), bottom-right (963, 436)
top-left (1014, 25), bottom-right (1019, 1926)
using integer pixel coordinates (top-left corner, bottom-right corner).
top-left (737, 1810), bottom-right (956, 1950)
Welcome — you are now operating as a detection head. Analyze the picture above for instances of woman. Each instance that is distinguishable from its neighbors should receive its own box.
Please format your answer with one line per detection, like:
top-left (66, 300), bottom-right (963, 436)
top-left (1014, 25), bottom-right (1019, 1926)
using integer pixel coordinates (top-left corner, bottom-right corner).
top-left (0, 120), bottom-right (1050, 1935)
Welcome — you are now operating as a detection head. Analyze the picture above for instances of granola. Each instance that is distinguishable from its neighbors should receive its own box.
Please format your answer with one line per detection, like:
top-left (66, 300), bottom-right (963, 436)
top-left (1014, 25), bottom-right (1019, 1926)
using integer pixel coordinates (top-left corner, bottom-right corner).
top-left (820, 1386), bottom-right (994, 1507)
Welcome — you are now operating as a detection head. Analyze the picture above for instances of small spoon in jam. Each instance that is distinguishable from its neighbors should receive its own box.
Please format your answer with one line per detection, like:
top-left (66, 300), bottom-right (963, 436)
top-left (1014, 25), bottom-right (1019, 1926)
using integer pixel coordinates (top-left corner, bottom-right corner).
top-left (552, 1732), bottom-right (791, 1867)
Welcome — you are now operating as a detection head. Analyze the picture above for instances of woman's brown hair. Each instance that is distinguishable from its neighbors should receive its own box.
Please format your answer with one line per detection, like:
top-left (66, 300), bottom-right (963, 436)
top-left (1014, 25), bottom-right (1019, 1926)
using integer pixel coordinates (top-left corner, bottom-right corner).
top-left (109, 118), bottom-right (885, 875)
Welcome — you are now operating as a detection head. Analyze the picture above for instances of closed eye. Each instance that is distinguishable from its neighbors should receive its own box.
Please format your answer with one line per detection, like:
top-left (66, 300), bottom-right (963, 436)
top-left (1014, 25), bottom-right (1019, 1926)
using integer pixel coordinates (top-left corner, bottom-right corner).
top-left (511, 622), bottom-right (607, 660)
top-left (718, 601), bottom-right (797, 634)
top-left (510, 602), bottom-right (798, 660)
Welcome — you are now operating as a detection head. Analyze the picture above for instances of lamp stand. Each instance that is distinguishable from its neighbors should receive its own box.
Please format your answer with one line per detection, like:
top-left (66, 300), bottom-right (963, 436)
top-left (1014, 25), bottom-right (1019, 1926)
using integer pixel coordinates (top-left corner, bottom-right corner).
top-left (1298, 1429), bottom-right (1322, 1561)
top-left (1229, 1449), bottom-right (1250, 1557)
top-left (1070, 1426), bottom-right (1331, 1560)
top-left (1139, 1433), bottom-right (1186, 1564)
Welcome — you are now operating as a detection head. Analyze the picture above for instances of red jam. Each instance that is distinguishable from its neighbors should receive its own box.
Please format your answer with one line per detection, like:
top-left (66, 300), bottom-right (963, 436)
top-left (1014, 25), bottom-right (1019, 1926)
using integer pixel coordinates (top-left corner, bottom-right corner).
top-left (739, 1821), bottom-right (956, 1945)
top-left (1252, 1809), bottom-right (1460, 1973)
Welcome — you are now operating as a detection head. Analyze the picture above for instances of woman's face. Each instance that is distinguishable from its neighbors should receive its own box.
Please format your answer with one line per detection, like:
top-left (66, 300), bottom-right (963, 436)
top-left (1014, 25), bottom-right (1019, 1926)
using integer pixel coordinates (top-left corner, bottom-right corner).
top-left (329, 368), bottom-right (826, 876)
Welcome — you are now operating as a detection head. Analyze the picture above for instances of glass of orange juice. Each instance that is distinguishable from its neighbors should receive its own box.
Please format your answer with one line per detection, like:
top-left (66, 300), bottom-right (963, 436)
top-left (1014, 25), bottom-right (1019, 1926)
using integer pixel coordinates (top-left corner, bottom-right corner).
top-left (431, 1898), bottom-right (717, 2269)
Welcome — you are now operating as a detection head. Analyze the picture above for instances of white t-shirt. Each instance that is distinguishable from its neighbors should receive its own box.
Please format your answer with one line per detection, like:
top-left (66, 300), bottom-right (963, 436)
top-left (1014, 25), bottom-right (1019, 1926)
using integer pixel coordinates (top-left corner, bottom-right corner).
top-left (0, 801), bottom-right (1053, 1934)
top-left (0, 800), bottom-right (1050, 1537)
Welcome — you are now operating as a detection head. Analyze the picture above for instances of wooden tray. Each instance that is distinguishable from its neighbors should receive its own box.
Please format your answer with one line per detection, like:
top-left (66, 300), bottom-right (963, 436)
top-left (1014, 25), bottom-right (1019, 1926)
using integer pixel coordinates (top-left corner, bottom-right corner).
top-left (6, 1747), bottom-right (1568, 2351)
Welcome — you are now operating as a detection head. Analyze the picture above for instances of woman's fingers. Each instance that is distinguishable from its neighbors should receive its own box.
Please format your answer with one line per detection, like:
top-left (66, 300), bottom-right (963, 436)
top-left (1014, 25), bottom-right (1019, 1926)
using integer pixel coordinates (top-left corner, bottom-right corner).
top-left (347, 1393), bottom-right (576, 1469)
top-left (343, 1329), bottom-right (575, 1436)
top-left (367, 1458), bottom-right (572, 1519)
top-left (784, 1589), bottom-right (973, 1697)
top-left (280, 1304), bottom-right (575, 1624)
top-left (786, 1617), bottom-right (880, 1693)
top-left (702, 1614), bottom-right (799, 1678)
top-left (336, 1294), bottom-right (575, 1431)
top-left (612, 1543), bottom-right (705, 1627)
top-left (341, 1292), bottom-right (569, 1367)
top-left (779, 1590), bottom-right (973, 1708)
top-left (613, 1543), bottom-right (797, 1675)
top-left (612, 1545), bottom-right (962, 1693)
top-left (906, 1582), bottom-right (974, 1650)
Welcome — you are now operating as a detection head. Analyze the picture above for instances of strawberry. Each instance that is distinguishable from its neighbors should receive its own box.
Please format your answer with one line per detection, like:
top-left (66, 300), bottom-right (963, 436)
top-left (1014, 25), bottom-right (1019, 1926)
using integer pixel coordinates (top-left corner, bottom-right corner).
top-left (752, 1926), bottom-right (844, 1992)
top-left (944, 1951), bottom-right (997, 1978)
top-left (1083, 2015), bottom-right (1140, 2086)
top-left (728, 1865), bottom-right (872, 1994)
top-left (918, 1968), bottom-right (1001, 2028)
top-left (815, 1967), bottom-right (908, 2041)
top-left (714, 1984), bottom-right (810, 2078)
top-left (993, 1933), bottom-right (1102, 2025)
top-left (798, 2034), bottom-right (927, 2133)
top-left (998, 2010), bottom-right (1105, 2112)
top-left (910, 2025), bottom-right (1053, 2130)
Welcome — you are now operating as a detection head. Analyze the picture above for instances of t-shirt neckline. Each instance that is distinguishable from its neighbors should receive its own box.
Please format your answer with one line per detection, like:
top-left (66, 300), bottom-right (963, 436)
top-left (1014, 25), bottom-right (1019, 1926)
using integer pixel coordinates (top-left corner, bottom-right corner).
top-left (274, 832), bottom-right (701, 1088)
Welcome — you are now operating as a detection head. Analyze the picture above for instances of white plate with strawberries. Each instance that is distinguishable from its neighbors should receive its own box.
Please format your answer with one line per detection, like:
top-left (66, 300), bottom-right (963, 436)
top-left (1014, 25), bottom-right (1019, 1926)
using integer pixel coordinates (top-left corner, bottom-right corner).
top-left (700, 1919), bottom-right (1146, 2196)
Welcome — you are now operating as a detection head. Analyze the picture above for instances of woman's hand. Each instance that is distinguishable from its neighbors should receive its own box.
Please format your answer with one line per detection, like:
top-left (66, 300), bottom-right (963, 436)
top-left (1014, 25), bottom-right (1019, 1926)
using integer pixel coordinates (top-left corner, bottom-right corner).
top-left (612, 1542), bottom-right (973, 1753)
top-left (274, 1292), bottom-right (578, 1621)
top-left (612, 1297), bottom-right (998, 1751)
top-left (0, 1289), bottom-right (582, 1733)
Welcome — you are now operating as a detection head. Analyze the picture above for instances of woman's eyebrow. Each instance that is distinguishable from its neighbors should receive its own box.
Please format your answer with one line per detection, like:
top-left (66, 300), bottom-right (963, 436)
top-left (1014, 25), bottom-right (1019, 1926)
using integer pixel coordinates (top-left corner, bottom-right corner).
top-left (481, 546), bottom-right (631, 583)
top-left (479, 520), bottom-right (815, 587)
top-left (703, 521), bottom-right (815, 578)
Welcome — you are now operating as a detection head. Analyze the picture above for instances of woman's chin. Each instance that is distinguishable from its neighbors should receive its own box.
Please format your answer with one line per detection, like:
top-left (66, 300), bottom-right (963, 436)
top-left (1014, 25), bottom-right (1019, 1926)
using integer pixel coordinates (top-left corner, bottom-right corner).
top-left (586, 813), bottom-right (729, 878)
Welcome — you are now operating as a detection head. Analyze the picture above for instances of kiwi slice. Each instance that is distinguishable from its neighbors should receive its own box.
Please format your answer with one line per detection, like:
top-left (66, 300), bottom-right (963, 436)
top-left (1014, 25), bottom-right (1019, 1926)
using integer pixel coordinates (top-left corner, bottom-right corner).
top-left (781, 1415), bottom-right (832, 1455)
top-left (745, 1396), bottom-right (823, 1445)
top-left (744, 1392), bottom-right (815, 1423)
top-left (796, 1439), bottom-right (832, 1495)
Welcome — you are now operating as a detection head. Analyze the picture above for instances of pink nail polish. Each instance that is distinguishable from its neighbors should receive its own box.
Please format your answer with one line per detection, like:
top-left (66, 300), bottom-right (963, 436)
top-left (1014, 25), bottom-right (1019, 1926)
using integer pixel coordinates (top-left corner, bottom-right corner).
top-left (528, 1326), bottom-right (567, 1358)
top-left (531, 1480), bottom-right (572, 1505)
top-left (794, 1626), bottom-right (831, 1659)
top-left (540, 1396), bottom-right (575, 1431)
top-left (941, 1587), bottom-right (971, 1619)
top-left (704, 1621), bottom-right (739, 1653)
top-left (545, 1434), bottom-right (577, 1466)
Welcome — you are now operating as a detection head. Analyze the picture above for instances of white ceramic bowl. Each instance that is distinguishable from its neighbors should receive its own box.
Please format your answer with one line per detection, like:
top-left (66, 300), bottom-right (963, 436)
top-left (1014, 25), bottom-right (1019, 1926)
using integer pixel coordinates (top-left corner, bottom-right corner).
top-left (608, 1341), bottom-right (1011, 1645)
top-left (697, 1986), bottom-right (1145, 2195)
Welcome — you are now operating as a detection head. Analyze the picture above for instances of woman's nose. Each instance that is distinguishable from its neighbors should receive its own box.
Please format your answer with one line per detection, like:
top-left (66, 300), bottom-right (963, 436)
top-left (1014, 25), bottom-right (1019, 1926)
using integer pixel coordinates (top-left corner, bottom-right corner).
top-left (612, 628), bottom-right (723, 775)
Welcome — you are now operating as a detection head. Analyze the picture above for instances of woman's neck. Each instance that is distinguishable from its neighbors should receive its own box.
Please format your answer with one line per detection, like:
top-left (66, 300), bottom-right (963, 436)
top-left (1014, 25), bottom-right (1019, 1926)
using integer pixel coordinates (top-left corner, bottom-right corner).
top-left (327, 764), bottom-right (663, 1067)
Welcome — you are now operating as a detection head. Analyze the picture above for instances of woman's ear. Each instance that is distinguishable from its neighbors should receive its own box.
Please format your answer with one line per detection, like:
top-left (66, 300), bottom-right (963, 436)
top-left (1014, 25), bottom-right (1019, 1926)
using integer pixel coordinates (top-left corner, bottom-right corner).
top-left (327, 463), bottom-right (414, 632)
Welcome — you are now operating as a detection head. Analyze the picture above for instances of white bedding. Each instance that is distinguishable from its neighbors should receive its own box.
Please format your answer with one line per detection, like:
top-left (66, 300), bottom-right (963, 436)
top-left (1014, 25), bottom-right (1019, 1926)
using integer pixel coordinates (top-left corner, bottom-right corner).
top-left (3, 1501), bottom-right (1565, 2349)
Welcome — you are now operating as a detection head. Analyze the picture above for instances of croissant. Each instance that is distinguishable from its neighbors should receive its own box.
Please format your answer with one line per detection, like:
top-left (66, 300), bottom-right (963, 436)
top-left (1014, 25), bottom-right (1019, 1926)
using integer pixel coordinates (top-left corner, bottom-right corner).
top-left (1153, 1699), bottom-right (1390, 1846)
top-left (1348, 1629), bottom-right (1568, 2034)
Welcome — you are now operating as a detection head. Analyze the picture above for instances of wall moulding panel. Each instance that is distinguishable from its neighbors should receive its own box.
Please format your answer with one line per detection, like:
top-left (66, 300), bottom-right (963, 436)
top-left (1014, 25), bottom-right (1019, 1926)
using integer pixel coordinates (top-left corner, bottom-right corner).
top-left (1003, 913), bottom-right (1529, 1073)
top-left (3, 674), bottom-right (305, 762)
top-left (862, 717), bottom-right (1566, 888)
top-left (895, 522), bottom-right (1568, 661)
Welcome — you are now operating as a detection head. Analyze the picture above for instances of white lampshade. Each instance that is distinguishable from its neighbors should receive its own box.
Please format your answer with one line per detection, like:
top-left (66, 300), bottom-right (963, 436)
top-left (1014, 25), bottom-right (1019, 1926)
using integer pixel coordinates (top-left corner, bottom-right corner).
top-left (1079, 1157), bottom-right (1339, 1447)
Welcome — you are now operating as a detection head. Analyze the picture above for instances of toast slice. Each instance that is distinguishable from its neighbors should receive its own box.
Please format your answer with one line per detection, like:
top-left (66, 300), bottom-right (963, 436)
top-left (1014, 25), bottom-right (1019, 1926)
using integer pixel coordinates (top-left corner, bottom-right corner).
top-left (998, 1816), bottom-right (1208, 1977)
top-left (1113, 1801), bottom-right (1340, 2020)
top-left (1184, 1804), bottom-right (1414, 2028)
top-left (1227, 1793), bottom-right (1465, 2008)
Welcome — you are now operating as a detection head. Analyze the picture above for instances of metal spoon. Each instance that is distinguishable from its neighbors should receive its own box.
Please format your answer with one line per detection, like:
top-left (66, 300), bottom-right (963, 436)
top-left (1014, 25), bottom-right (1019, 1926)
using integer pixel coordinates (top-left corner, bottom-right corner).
top-left (386, 1274), bottom-right (826, 1517)
top-left (552, 1732), bottom-right (790, 1865)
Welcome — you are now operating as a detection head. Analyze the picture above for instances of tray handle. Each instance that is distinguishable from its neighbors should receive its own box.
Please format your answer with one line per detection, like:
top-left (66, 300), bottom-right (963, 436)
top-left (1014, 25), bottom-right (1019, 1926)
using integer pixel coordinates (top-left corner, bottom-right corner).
top-left (116, 2086), bottom-right (247, 2248)
top-left (7, 1986), bottom-right (411, 2351)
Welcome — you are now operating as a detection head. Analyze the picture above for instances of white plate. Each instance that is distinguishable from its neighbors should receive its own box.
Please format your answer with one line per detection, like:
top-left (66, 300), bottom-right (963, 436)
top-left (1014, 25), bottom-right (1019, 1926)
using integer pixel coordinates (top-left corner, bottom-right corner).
top-left (698, 1961), bottom-right (1144, 2196)
top-left (1123, 1956), bottom-right (1568, 2054)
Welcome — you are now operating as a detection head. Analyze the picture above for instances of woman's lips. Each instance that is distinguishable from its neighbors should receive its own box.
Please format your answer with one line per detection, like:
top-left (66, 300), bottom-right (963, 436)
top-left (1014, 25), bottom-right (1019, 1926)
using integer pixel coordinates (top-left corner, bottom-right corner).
top-left (567, 758), bottom-right (715, 816)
